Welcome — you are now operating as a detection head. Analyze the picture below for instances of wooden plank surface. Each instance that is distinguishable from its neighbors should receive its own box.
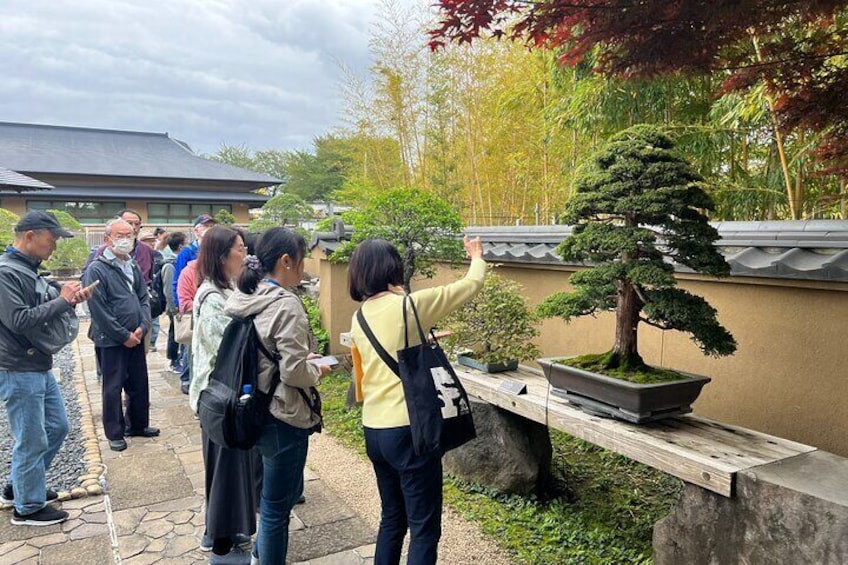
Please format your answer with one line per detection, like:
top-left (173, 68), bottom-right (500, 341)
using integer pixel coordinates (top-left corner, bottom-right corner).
top-left (454, 364), bottom-right (817, 497)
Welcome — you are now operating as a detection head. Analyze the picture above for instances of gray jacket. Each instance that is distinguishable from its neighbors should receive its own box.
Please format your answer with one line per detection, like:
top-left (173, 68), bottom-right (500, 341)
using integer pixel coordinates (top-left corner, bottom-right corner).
top-left (0, 250), bottom-right (75, 372)
top-left (225, 283), bottom-right (322, 430)
top-left (84, 254), bottom-right (151, 348)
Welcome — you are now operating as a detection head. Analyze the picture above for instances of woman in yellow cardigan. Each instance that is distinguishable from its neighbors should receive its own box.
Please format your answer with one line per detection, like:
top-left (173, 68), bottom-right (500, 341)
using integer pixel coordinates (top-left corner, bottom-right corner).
top-left (348, 235), bottom-right (485, 565)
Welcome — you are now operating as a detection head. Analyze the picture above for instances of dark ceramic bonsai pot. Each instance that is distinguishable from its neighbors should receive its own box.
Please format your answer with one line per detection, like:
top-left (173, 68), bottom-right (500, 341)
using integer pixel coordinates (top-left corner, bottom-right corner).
top-left (537, 357), bottom-right (711, 424)
top-left (458, 355), bottom-right (519, 374)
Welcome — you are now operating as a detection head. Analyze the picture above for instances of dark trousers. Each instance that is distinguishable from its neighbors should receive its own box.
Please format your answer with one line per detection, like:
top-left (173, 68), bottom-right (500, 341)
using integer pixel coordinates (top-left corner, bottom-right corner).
top-left (97, 344), bottom-right (150, 440)
top-left (364, 426), bottom-right (442, 565)
top-left (166, 313), bottom-right (179, 362)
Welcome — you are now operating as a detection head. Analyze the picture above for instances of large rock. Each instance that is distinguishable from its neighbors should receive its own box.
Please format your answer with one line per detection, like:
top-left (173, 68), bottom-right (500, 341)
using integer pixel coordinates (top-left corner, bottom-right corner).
top-left (443, 398), bottom-right (551, 495)
top-left (654, 450), bottom-right (848, 564)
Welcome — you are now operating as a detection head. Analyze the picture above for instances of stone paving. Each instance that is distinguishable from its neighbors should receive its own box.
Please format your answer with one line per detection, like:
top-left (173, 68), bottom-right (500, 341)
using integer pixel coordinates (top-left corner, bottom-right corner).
top-left (0, 322), bottom-right (376, 564)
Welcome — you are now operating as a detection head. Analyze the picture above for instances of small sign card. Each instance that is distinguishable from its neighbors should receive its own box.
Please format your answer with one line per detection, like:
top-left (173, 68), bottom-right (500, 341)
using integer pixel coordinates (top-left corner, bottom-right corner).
top-left (498, 379), bottom-right (528, 395)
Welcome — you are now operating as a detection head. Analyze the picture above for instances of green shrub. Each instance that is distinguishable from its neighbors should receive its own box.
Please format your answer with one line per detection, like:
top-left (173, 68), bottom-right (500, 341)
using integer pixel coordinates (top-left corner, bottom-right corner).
top-left (42, 210), bottom-right (88, 275)
top-left (442, 267), bottom-right (540, 365)
top-left (0, 208), bottom-right (20, 248)
top-left (303, 295), bottom-right (329, 354)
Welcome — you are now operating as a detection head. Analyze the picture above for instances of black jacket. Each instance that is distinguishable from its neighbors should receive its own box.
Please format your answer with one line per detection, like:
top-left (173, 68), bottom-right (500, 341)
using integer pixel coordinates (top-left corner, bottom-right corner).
top-left (84, 254), bottom-right (151, 348)
top-left (0, 250), bottom-right (74, 371)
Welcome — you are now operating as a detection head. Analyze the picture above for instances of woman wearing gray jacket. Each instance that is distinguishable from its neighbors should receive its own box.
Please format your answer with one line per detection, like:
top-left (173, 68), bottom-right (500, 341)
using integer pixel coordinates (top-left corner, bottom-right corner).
top-left (225, 228), bottom-right (329, 565)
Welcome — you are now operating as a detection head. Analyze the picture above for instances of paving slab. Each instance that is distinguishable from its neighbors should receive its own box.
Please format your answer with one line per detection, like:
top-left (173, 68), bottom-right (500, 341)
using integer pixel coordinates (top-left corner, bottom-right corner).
top-left (38, 534), bottom-right (112, 565)
top-left (107, 451), bottom-right (194, 511)
top-left (0, 512), bottom-right (64, 542)
top-left (296, 480), bottom-right (358, 528)
top-left (288, 516), bottom-right (377, 563)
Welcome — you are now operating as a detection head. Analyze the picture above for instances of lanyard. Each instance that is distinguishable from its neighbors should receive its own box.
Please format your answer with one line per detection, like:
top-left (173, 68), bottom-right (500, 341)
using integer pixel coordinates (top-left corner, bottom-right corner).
top-left (264, 278), bottom-right (282, 288)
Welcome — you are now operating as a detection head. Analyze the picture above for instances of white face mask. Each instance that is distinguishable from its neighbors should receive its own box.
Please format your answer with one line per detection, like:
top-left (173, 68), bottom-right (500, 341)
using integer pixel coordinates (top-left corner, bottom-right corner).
top-left (112, 238), bottom-right (134, 256)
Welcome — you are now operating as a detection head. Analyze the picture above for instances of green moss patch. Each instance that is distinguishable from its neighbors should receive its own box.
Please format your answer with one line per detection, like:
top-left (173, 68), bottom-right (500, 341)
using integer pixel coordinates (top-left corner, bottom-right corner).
top-left (555, 353), bottom-right (689, 384)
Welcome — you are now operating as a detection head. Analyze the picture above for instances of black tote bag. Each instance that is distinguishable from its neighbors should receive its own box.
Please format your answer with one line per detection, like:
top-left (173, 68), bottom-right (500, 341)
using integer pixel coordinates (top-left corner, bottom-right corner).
top-left (357, 295), bottom-right (476, 456)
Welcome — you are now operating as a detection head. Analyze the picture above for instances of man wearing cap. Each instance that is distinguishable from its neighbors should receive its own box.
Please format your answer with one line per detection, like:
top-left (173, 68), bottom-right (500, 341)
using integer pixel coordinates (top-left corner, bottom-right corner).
top-left (0, 211), bottom-right (93, 526)
top-left (84, 218), bottom-right (159, 453)
top-left (172, 214), bottom-right (215, 394)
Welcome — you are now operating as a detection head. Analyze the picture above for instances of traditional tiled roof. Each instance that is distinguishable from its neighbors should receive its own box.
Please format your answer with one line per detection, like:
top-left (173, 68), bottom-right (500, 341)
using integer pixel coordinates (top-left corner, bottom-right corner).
top-left (0, 167), bottom-right (53, 192)
top-left (313, 221), bottom-right (848, 282)
top-left (465, 223), bottom-right (848, 282)
top-left (0, 122), bottom-right (281, 185)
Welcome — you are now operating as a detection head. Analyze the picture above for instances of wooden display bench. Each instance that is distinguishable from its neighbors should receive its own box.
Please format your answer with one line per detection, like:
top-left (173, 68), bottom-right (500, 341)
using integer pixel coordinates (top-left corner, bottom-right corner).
top-left (452, 364), bottom-right (815, 497)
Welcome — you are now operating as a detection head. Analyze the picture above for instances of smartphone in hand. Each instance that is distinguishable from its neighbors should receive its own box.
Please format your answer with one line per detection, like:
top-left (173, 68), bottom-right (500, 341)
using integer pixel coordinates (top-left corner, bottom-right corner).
top-left (83, 279), bottom-right (101, 292)
top-left (308, 355), bottom-right (339, 367)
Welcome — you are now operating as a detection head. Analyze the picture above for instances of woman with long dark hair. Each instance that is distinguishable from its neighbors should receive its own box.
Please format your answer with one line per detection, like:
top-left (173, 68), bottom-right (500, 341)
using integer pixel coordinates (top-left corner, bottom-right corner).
top-left (225, 227), bottom-right (329, 564)
top-left (190, 225), bottom-right (254, 564)
top-left (347, 236), bottom-right (485, 565)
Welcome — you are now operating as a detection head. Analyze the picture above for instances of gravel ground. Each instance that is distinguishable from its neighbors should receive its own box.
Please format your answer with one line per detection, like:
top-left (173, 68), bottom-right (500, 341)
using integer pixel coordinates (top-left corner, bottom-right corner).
top-left (307, 432), bottom-right (515, 565)
top-left (0, 345), bottom-right (89, 493)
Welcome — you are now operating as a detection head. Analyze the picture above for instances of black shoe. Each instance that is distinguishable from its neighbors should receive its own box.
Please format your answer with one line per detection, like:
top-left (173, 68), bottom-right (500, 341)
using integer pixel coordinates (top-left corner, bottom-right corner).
top-left (109, 439), bottom-right (128, 451)
top-left (11, 505), bottom-right (69, 526)
top-left (125, 427), bottom-right (160, 438)
top-left (296, 494), bottom-right (306, 505)
top-left (180, 382), bottom-right (190, 395)
top-left (1, 484), bottom-right (59, 505)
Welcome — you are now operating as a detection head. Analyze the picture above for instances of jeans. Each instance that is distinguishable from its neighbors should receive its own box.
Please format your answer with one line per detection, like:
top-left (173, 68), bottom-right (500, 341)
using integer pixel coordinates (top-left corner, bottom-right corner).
top-left (364, 426), bottom-right (443, 565)
top-left (255, 419), bottom-right (309, 565)
top-left (179, 345), bottom-right (191, 384)
top-left (150, 316), bottom-right (161, 348)
top-left (0, 370), bottom-right (69, 515)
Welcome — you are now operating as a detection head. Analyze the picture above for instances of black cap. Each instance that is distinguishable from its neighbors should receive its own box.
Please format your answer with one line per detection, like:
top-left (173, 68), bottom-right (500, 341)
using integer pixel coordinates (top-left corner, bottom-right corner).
top-left (192, 214), bottom-right (216, 228)
top-left (15, 211), bottom-right (74, 238)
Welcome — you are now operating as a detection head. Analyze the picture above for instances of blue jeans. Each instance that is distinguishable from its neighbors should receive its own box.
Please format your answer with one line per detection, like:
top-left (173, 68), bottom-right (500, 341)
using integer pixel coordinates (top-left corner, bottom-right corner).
top-left (150, 316), bottom-right (161, 348)
top-left (255, 419), bottom-right (309, 565)
top-left (179, 345), bottom-right (191, 383)
top-left (364, 426), bottom-right (443, 565)
top-left (0, 370), bottom-right (69, 515)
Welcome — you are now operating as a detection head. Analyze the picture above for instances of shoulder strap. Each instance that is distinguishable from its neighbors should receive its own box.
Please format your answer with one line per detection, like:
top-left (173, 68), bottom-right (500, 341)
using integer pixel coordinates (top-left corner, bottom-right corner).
top-left (356, 308), bottom-right (400, 377)
top-left (0, 256), bottom-right (38, 280)
top-left (251, 316), bottom-right (283, 394)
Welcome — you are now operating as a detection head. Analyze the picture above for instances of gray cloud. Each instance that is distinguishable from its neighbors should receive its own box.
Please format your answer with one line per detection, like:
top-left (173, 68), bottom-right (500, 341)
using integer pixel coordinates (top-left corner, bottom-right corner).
top-left (0, 0), bottom-right (382, 154)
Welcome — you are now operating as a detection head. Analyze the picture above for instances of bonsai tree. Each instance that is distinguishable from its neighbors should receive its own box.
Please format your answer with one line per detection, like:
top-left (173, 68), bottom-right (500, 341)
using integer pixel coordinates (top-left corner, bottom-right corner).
top-left (214, 208), bottom-right (236, 226)
top-left (42, 209), bottom-right (90, 275)
top-left (249, 192), bottom-right (313, 232)
top-left (0, 208), bottom-right (19, 248)
top-left (537, 124), bottom-right (737, 375)
top-left (334, 188), bottom-right (465, 291)
top-left (443, 267), bottom-right (540, 366)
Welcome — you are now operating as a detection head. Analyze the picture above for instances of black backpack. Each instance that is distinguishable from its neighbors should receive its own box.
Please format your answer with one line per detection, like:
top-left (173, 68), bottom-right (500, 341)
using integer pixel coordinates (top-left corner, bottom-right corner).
top-left (149, 260), bottom-right (171, 318)
top-left (197, 315), bottom-right (281, 450)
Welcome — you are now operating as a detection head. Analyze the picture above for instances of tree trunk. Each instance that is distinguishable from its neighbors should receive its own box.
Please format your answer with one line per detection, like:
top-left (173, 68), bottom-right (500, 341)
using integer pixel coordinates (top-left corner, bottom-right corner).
top-left (403, 246), bottom-right (415, 293)
top-left (612, 280), bottom-right (642, 368)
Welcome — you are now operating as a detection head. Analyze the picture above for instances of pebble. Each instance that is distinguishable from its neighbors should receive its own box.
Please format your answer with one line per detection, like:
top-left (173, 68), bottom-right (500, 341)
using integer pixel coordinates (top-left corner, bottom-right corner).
top-left (0, 346), bottom-right (89, 492)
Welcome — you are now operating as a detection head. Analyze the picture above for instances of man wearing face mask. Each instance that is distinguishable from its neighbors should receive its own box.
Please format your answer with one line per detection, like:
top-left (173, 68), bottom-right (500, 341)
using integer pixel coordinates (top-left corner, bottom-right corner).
top-left (84, 218), bottom-right (159, 452)
top-left (83, 209), bottom-right (156, 285)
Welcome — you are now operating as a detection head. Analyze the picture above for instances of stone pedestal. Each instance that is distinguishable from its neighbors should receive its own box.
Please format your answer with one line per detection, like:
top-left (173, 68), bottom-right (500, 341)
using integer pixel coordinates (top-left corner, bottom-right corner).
top-left (443, 398), bottom-right (552, 495)
top-left (654, 451), bottom-right (848, 565)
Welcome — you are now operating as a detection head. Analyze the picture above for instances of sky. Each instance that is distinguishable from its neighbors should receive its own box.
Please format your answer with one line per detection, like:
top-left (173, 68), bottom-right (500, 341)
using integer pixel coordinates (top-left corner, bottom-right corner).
top-left (0, 0), bottom-right (384, 156)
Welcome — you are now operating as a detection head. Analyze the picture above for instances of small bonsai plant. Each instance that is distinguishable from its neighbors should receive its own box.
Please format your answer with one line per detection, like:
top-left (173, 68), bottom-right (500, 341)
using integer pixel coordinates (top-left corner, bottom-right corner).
top-left (42, 209), bottom-right (89, 276)
top-left (538, 124), bottom-right (737, 384)
top-left (443, 267), bottom-right (540, 372)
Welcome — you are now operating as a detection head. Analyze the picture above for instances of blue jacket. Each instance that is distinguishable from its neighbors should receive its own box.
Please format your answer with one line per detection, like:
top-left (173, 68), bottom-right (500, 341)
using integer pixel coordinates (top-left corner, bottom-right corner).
top-left (172, 241), bottom-right (198, 308)
top-left (84, 254), bottom-right (151, 348)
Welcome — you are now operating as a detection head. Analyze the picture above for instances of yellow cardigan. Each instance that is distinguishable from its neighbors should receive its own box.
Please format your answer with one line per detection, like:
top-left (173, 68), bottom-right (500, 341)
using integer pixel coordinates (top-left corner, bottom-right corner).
top-left (350, 258), bottom-right (486, 428)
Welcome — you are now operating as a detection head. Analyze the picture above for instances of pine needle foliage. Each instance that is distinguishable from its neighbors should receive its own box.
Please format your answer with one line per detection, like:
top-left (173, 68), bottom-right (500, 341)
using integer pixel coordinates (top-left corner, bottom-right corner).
top-left (537, 125), bottom-right (737, 370)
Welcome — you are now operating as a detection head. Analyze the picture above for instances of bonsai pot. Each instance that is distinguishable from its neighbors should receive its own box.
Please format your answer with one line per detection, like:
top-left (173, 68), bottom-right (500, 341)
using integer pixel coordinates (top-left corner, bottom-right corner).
top-left (537, 357), bottom-right (711, 424)
top-left (457, 355), bottom-right (519, 374)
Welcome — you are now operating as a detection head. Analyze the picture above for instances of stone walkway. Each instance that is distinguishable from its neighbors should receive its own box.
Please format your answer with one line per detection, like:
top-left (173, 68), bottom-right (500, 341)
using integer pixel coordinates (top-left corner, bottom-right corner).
top-left (0, 322), bottom-right (376, 564)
